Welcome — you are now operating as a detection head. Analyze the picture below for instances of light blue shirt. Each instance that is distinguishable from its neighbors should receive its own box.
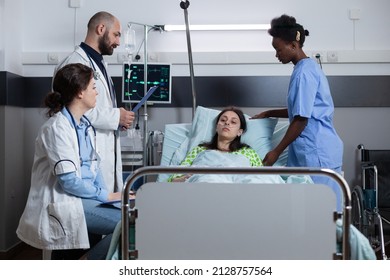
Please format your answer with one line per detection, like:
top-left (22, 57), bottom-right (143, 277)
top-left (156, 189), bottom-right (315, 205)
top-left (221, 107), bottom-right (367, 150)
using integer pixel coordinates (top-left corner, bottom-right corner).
top-left (57, 108), bottom-right (109, 202)
top-left (287, 58), bottom-right (343, 169)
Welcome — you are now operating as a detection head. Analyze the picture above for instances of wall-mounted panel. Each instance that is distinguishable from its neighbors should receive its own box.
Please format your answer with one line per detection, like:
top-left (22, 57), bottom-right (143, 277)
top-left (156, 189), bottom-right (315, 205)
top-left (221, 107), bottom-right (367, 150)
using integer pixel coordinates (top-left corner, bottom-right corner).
top-left (1, 72), bottom-right (389, 108)
top-left (0, 72), bottom-right (24, 107)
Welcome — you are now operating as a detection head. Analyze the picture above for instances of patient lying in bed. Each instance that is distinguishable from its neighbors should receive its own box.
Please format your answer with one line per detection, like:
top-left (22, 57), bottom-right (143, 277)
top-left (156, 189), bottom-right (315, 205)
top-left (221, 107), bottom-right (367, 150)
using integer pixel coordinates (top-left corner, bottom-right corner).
top-left (168, 106), bottom-right (309, 184)
top-left (169, 106), bottom-right (261, 182)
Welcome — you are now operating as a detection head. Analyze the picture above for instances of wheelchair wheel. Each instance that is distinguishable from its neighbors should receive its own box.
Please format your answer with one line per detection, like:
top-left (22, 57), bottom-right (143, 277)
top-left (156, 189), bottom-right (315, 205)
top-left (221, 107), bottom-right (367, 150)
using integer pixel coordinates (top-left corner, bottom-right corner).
top-left (351, 185), bottom-right (366, 234)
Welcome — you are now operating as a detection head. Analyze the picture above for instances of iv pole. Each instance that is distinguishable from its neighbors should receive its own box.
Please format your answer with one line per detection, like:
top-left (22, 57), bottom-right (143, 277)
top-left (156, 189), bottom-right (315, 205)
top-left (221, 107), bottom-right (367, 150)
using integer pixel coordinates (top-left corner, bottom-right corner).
top-left (142, 25), bottom-right (148, 167)
top-left (180, 0), bottom-right (197, 119)
top-left (127, 22), bottom-right (157, 167)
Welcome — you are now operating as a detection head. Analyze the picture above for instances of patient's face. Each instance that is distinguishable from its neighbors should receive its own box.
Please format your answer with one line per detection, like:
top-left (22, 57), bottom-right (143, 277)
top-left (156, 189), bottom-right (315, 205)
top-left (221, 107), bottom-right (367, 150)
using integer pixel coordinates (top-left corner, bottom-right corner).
top-left (216, 111), bottom-right (243, 140)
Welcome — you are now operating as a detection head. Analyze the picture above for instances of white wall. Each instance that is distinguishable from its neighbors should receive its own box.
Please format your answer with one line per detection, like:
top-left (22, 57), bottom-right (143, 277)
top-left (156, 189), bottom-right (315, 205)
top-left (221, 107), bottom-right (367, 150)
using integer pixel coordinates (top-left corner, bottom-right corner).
top-left (1, 0), bottom-right (390, 253)
top-left (0, 1), bottom-right (4, 70)
top-left (20, 0), bottom-right (390, 77)
top-left (0, 0), bottom-right (23, 73)
top-left (21, 0), bottom-right (390, 53)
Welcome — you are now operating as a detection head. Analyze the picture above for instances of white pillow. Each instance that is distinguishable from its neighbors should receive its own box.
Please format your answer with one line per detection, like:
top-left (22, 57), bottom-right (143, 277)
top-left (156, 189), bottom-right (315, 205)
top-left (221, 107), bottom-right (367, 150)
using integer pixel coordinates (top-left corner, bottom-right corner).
top-left (187, 106), bottom-right (277, 160)
top-left (157, 123), bottom-right (191, 182)
top-left (159, 123), bottom-right (192, 167)
top-left (272, 119), bottom-right (289, 166)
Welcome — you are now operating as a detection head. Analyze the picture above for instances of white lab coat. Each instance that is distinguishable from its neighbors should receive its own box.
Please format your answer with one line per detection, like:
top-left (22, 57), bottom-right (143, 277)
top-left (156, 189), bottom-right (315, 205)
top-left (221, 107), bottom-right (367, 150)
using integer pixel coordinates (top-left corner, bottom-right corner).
top-left (16, 112), bottom-right (94, 250)
top-left (54, 46), bottom-right (123, 193)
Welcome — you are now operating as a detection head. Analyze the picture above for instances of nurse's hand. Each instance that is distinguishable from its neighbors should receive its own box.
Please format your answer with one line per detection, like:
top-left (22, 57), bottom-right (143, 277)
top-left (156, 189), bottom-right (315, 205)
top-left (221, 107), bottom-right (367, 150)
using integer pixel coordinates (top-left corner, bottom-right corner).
top-left (250, 111), bottom-right (268, 119)
top-left (262, 150), bottom-right (279, 166)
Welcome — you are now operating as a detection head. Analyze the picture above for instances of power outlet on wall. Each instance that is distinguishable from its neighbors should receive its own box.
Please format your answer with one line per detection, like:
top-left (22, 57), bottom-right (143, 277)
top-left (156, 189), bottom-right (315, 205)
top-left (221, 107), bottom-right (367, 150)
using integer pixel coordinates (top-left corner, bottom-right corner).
top-left (69, 0), bottom-right (82, 8)
top-left (47, 53), bottom-right (59, 64)
top-left (349, 9), bottom-right (361, 20)
top-left (327, 51), bottom-right (339, 62)
top-left (312, 51), bottom-right (326, 62)
top-left (117, 53), bottom-right (130, 63)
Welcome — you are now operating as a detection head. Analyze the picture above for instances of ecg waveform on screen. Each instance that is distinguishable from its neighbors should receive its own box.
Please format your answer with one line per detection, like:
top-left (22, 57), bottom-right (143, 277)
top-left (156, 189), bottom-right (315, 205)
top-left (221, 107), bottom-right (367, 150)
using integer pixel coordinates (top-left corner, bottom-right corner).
top-left (122, 63), bottom-right (171, 104)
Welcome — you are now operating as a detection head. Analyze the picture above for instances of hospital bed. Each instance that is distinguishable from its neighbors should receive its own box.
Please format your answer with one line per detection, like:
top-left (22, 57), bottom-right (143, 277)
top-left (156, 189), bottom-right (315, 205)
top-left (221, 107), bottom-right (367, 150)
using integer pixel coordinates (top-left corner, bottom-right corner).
top-left (113, 106), bottom-right (374, 260)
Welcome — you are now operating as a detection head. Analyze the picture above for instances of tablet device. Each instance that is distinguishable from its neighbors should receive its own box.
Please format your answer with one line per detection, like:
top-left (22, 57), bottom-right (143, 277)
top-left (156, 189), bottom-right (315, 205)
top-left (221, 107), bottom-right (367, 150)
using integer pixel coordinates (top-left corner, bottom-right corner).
top-left (101, 198), bottom-right (135, 209)
top-left (131, 86), bottom-right (159, 113)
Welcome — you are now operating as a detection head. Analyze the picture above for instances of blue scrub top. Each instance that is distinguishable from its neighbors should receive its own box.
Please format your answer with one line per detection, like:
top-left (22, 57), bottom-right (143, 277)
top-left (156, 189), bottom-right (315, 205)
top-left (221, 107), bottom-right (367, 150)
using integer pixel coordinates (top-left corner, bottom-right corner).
top-left (287, 58), bottom-right (343, 169)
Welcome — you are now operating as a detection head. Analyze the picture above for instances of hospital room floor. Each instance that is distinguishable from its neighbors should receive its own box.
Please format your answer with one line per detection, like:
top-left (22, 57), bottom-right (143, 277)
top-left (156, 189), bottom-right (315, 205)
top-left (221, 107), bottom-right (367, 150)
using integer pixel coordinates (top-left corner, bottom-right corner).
top-left (5, 239), bottom-right (390, 260)
top-left (5, 243), bottom-right (42, 260)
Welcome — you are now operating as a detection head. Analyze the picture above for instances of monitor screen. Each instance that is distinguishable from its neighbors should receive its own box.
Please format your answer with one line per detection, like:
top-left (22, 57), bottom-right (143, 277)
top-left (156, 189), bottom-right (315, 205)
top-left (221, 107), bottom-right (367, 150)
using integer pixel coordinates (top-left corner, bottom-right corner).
top-left (122, 63), bottom-right (172, 104)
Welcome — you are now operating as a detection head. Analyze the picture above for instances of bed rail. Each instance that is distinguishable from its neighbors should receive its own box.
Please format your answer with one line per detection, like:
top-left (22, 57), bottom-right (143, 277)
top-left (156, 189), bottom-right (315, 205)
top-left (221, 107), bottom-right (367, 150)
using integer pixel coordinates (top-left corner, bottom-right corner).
top-left (121, 166), bottom-right (351, 260)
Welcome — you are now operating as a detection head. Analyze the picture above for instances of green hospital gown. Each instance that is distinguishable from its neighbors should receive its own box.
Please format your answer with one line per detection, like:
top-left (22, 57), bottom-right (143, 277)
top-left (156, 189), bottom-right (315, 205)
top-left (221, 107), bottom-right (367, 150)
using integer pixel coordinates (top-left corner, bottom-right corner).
top-left (168, 146), bottom-right (263, 181)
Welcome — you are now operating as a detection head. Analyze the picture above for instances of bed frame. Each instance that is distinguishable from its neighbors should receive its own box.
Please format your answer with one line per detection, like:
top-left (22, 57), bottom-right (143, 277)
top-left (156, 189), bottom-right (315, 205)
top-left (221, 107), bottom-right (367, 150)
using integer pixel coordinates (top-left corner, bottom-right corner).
top-left (120, 166), bottom-right (351, 260)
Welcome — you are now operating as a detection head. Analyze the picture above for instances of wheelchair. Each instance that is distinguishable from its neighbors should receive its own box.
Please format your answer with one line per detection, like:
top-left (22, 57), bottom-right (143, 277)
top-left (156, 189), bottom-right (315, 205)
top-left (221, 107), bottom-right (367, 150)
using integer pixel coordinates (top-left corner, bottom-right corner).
top-left (351, 144), bottom-right (390, 260)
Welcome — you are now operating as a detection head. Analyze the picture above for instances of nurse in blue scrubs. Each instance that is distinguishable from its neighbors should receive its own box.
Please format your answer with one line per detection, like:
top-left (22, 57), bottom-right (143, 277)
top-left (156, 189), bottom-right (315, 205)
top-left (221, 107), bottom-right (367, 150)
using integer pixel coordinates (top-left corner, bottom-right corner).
top-left (251, 14), bottom-right (344, 210)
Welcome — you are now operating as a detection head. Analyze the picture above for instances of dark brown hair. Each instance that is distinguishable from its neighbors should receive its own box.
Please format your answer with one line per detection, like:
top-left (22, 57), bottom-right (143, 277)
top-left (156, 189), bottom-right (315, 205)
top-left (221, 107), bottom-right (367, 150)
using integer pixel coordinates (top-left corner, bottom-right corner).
top-left (44, 63), bottom-right (93, 117)
top-left (201, 106), bottom-right (249, 152)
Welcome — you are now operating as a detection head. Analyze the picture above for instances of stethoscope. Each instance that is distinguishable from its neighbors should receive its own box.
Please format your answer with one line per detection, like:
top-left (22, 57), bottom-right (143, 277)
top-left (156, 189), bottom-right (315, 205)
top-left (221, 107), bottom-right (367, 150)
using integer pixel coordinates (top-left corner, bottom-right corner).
top-left (86, 53), bottom-right (117, 107)
top-left (53, 109), bottom-right (98, 175)
top-left (86, 54), bottom-right (101, 81)
top-left (66, 107), bottom-right (97, 166)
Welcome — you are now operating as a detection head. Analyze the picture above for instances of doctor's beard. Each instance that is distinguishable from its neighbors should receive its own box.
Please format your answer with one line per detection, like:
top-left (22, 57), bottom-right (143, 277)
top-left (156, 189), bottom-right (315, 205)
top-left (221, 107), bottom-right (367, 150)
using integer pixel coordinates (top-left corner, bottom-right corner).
top-left (98, 32), bottom-right (117, 56)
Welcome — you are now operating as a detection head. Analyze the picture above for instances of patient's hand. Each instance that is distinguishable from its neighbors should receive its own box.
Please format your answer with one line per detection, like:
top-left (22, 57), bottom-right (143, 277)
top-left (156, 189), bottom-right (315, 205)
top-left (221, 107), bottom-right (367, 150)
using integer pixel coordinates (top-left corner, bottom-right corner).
top-left (172, 174), bottom-right (192, 182)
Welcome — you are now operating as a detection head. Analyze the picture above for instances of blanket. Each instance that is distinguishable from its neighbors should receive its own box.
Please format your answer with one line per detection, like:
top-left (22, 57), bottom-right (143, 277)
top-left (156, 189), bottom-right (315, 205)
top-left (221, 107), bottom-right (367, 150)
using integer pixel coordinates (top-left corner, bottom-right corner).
top-left (184, 150), bottom-right (312, 184)
top-left (336, 219), bottom-right (376, 260)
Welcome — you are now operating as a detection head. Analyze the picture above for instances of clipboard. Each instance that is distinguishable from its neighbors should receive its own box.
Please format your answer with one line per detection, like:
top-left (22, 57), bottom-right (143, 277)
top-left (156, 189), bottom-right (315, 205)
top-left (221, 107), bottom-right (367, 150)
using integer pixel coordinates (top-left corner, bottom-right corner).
top-left (131, 86), bottom-right (159, 113)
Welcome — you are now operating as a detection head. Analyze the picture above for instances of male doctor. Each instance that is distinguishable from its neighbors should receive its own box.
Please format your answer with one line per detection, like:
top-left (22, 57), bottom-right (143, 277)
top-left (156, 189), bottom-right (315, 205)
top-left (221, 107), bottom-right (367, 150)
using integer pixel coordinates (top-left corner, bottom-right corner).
top-left (55, 11), bottom-right (135, 193)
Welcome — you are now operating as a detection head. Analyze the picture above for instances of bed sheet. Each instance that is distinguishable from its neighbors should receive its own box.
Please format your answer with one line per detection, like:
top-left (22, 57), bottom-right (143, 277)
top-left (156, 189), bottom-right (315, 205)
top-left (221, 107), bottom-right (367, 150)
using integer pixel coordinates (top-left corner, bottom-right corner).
top-left (174, 149), bottom-right (313, 184)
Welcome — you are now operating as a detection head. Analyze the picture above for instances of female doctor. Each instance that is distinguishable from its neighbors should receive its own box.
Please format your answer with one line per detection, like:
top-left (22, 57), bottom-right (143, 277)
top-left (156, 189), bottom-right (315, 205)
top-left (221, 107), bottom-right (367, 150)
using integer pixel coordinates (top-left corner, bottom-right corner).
top-left (16, 63), bottom-right (130, 259)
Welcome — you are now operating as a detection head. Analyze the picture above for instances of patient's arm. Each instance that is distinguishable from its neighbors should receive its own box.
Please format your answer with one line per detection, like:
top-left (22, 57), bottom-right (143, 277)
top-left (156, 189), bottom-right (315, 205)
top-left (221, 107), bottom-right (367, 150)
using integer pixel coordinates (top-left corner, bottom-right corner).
top-left (167, 146), bottom-right (205, 182)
